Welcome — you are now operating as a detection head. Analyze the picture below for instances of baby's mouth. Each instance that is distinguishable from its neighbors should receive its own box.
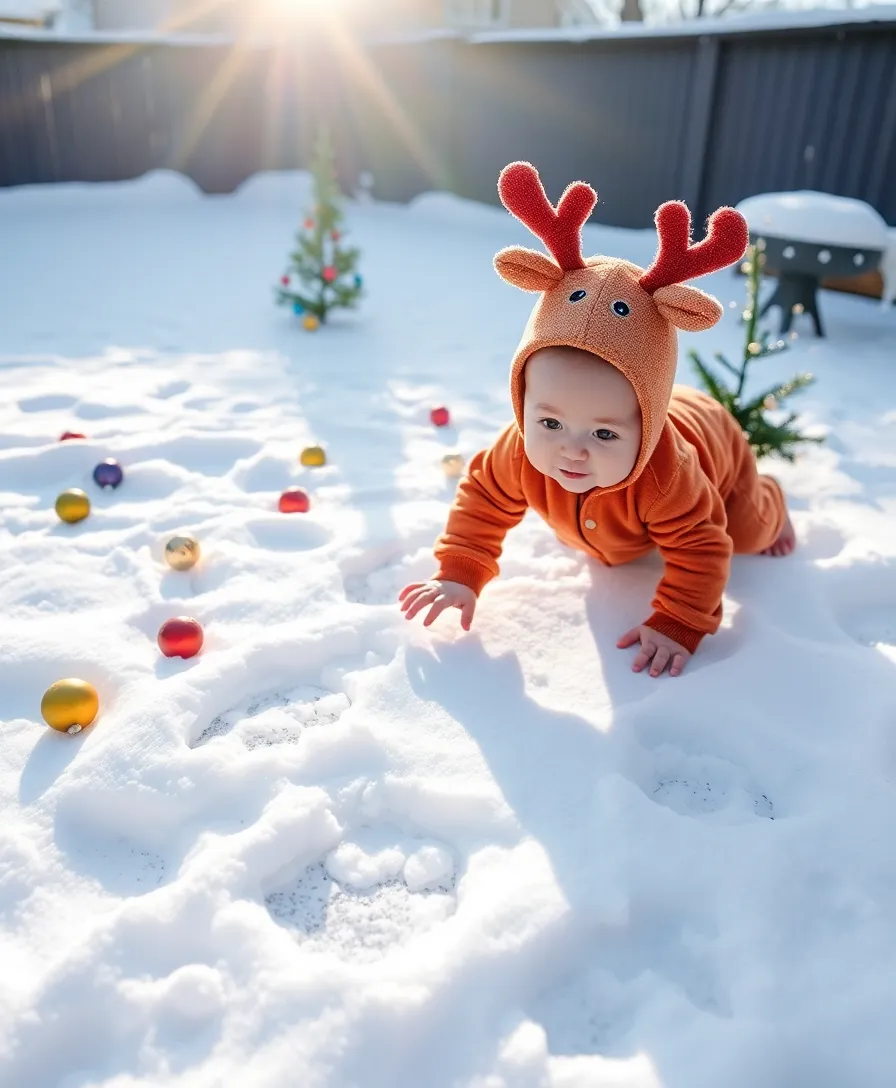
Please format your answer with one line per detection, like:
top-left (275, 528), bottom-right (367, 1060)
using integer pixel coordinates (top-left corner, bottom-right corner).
top-left (559, 468), bottom-right (589, 479)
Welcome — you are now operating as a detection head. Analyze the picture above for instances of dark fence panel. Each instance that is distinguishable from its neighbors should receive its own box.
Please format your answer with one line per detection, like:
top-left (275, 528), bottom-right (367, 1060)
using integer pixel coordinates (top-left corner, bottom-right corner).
top-left (1, 20), bottom-right (894, 225)
top-left (444, 38), bottom-right (700, 229)
top-left (701, 29), bottom-right (896, 225)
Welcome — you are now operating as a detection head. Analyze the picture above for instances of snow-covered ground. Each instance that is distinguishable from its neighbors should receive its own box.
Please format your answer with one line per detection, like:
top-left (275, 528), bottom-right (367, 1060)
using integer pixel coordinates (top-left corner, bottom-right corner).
top-left (1, 170), bottom-right (895, 1088)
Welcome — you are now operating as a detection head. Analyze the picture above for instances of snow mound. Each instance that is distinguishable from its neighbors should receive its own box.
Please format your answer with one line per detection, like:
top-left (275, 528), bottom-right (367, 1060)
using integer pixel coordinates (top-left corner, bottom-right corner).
top-left (736, 190), bottom-right (889, 250)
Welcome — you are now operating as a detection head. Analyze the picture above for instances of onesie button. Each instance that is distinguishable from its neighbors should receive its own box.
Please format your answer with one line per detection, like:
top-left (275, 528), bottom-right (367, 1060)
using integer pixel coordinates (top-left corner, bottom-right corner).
top-left (584, 519), bottom-right (596, 530)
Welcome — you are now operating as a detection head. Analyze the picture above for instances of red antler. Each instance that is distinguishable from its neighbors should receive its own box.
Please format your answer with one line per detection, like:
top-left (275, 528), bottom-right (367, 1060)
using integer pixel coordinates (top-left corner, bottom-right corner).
top-left (639, 201), bottom-right (748, 294)
top-left (498, 161), bottom-right (596, 271)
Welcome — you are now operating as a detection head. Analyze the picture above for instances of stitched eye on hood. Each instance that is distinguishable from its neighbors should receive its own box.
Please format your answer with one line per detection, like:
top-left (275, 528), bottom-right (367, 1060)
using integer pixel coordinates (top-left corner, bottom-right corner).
top-left (568, 290), bottom-right (587, 302)
top-left (611, 300), bottom-right (631, 317)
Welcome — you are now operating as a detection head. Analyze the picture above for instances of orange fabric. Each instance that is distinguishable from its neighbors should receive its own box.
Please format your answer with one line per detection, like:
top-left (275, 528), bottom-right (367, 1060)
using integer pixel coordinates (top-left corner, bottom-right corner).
top-left (433, 386), bottom-right (787, 654)
top-left (430, 161), bottom-right (765, 655)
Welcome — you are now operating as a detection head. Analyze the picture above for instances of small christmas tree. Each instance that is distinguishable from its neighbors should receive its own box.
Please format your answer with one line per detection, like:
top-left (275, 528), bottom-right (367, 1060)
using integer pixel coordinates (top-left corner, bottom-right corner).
top-left (276, 128), bottom-right (363, 327)
top-left (688, 241), bottom-right (823, 461)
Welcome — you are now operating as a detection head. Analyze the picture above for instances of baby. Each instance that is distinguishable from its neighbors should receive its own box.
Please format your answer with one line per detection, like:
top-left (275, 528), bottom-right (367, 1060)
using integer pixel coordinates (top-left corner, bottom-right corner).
top-left (400, 162), bottom-right (795, 678)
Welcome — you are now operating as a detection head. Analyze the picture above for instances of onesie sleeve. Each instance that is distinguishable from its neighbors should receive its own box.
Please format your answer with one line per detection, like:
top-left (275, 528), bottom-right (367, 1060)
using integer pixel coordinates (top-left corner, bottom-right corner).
top-left (433, 424), bottom-right (529, 595)
top-left (638, 447), bottom-right (733, 653)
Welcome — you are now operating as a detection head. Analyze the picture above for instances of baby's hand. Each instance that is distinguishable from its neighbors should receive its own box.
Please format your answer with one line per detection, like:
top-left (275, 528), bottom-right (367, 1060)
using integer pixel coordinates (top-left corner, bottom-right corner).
top-left (399, 580), bottom-right (477, 630)
top-left (617, 624), bottom-right (691, 678)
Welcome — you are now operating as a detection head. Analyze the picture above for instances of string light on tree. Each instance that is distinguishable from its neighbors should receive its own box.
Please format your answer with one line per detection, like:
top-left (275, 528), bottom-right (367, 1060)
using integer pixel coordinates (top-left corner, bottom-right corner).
top-left (276, 127), bottom-right (363, 327)
top-left (688, 241), bottom-right (823, 462)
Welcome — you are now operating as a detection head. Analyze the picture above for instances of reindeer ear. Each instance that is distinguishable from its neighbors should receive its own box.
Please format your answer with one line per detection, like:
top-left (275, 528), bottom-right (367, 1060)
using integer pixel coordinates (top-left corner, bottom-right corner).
top-left (494, 246), bottom-right (565, 292)
top-left (653, 283), bottom-right (723, 332)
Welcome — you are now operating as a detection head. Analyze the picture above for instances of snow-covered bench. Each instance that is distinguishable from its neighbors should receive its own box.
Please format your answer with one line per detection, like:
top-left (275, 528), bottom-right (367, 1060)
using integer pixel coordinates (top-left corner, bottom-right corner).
top-left (735, 191), bottom-right (890, 335)
top-left (881, 228), bottom-right (896, 309)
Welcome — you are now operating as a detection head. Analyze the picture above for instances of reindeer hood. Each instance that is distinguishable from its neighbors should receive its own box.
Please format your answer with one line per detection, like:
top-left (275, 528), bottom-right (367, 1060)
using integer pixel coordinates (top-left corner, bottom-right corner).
top-left (495, 162), bottom-right (748, 492)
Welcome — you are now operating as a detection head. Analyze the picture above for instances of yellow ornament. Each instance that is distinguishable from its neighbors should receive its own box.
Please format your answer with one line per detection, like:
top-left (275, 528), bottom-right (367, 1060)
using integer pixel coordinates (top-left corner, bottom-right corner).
top-left (164, 535), bottom-right (201, 571)
top-left (302, 314), bottom-right (320, 332)
top-left (441, 453), bottom-right (465, 479)
top-left (55, 488), bottom-right (90, 524)
top-left (41, 678), bottom-right (99, 734)
top-left (300, 445), bottom-right (327, 468)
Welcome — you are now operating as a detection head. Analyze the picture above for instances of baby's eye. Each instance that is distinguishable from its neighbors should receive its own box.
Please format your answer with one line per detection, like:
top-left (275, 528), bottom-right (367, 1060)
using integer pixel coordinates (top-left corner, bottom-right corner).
top-left (593, 428), bottom-right (618, 441)
top-left (539, 418), bottom-right (562, 431)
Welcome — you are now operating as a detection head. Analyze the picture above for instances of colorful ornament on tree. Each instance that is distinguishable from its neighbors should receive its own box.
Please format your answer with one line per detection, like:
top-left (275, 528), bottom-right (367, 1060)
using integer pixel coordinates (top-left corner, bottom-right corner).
top-left (164, 535), bottom-right (201, 571)
top-left (41, 678), bottom-right (99, 734)
top-left (55, 488), bottom-right (90, 524)
top-left (300, 445), bottom-right (326, 467)
top-left (441, 453), bottom-right (465, 478)
top-left (278, 487), bottom-right (311, 513)
top-left (354, 274), bottom-right (363, 288)
top-left (158, 617), bottom-right (204, 659)
top-left (430, 406), bottom-right (451, 428)
top-left (60, 431), bottom-right (87, 441)
top-left (274, 127), bottom-right (363, 327)
top-left (93, 459), bottom-right (123, 489)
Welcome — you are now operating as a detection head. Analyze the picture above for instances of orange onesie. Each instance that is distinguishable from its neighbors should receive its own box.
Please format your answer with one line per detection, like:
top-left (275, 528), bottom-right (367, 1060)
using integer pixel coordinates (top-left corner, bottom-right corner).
top-left (432, 162), bottom-right (787, 654)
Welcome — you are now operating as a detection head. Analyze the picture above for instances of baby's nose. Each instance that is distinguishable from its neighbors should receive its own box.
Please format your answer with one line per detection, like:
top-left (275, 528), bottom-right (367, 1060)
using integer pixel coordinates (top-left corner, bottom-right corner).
top-left (561, 437), bottom-right (589, 460)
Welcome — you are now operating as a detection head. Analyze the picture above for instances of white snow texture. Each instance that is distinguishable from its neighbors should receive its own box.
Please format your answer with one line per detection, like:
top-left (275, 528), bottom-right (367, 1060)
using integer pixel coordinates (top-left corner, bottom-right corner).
top-left (1, 169), bottom-right (896, 1088)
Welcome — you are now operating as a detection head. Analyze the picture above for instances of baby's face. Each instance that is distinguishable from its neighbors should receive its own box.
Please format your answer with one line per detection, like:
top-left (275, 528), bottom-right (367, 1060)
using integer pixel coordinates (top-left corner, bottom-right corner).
top-left (523, 347), bottom-right (642, 493)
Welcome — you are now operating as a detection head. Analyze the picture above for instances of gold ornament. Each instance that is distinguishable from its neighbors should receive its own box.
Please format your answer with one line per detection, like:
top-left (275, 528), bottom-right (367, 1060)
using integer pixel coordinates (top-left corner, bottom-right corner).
top-left (302, 314), bottom-right (320, 332)
top-left (55, 488), bottom-right (90, 524)
top-left (164, 535), bottom-right (201, 571)
top-left (300, 445), bottom-right (327, 468)
top-left (441, 453), bottom-right (465, 479)
top-left (41, 678), bottom-right (99, 734)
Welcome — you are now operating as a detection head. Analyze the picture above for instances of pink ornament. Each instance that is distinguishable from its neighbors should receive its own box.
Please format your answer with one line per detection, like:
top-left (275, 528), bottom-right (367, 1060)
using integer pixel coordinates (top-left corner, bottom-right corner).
top-left (430, 406), bottom-right (450, 428)
top-left (322, 266), bottom-right (337, 283)
top-left (330, 230), bottom-right (341, 241)
top-left (304, 218), bottom-right (315, 230)
top-left (280, 274), bottom-right (290, 286)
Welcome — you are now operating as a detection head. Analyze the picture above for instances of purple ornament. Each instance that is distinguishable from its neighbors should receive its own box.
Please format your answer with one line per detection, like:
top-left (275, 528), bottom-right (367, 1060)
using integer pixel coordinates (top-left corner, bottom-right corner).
top-left (93, 459), bottom-right (123, 489)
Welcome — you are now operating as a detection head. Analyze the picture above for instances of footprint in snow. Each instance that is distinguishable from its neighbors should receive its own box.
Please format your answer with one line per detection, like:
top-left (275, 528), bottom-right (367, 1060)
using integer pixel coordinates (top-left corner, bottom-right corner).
top-left (821, 557), bottom-right (896, 649)
top-left (193, 685), bottom-right (351, 749)
top-left (265, 832), bottom-right (456, 964)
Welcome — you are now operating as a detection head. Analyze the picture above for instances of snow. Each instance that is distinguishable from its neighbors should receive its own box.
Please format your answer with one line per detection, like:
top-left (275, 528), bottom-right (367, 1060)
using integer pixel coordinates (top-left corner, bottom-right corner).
top-left (0, 0), bottom-right (58, 20)
top-left (464, 3), bottom-right (896, 42)
top-left (736, 190), bottom-right (891, 250)
top-left (3, 3), bottom-right (896, 42)
top-left (2, 168), bottom-right (896, 1087)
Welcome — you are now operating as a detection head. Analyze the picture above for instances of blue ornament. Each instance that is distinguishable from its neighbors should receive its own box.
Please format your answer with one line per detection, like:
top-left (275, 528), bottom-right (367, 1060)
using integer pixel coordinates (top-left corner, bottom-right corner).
top-left (293, 301), bottom-right (305, 315)
top-left (93, 459), bottom-right (123, 489)
top-left (354, 274), bottom-right (363, 288)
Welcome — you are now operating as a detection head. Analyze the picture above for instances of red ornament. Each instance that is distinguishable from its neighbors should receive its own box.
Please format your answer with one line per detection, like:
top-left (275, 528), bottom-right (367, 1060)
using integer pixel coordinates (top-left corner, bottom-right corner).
top-left (278, 487), bottom-right (310, 513)
top-left (60, 431), bottom-right (87, 441)
top-left (330, 230), bottom-right (341, 241)
top-left (304, 218), bottom-right (315, 230)
top-left (322, 266), bottom-right (337, 283)
top-left (430, 406), bottom-right (451, 428)
top-left (157, 617), bottom-right (204, 659)
top-left (280, 274), bottom-right (290, 286)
